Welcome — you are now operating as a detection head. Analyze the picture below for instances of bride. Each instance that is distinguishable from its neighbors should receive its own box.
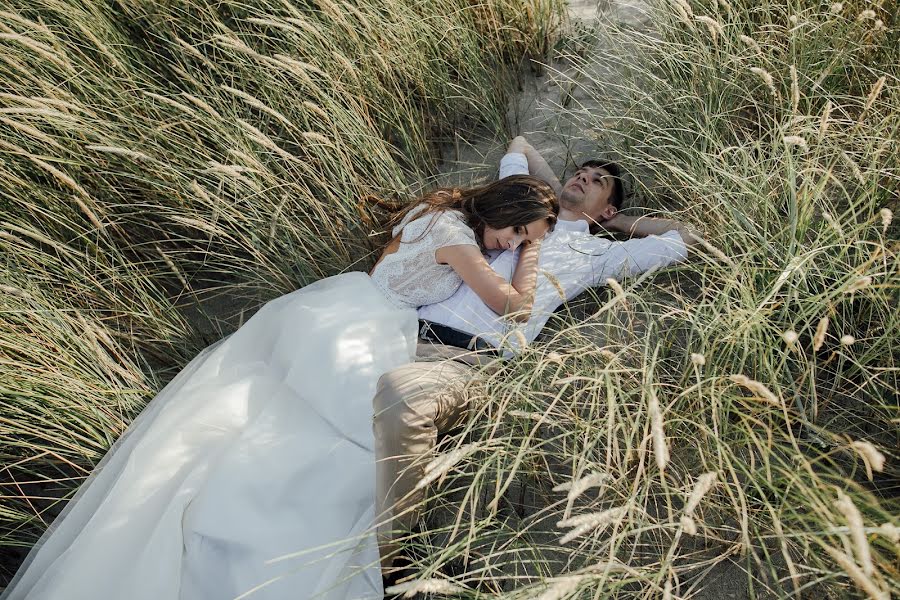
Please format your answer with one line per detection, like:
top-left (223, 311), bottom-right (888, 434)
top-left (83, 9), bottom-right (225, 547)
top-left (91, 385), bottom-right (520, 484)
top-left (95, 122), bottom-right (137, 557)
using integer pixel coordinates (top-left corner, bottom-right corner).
top-left (2, 175), bottom-right (557, 600)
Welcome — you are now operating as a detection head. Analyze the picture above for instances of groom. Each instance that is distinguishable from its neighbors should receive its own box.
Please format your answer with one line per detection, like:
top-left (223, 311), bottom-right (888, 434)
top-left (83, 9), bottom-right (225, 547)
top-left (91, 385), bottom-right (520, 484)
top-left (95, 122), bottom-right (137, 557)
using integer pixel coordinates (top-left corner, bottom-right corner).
top-left (373, 136), bottom-right (697, 574)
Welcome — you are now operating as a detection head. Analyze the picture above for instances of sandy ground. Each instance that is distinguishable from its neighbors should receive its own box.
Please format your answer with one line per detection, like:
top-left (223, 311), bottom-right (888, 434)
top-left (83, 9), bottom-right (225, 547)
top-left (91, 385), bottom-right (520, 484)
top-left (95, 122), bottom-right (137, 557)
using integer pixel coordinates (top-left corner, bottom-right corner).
top-left (434, 0), bottom-right (653, 184)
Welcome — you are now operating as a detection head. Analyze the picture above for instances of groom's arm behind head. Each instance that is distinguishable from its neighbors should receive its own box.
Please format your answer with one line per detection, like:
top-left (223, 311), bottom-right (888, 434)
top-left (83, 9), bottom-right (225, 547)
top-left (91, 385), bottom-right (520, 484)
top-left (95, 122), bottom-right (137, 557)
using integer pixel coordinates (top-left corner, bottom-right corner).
top-left (602, 213), bottom-right (700, 248)
top-left (507, 136), bottom-right (562, 195)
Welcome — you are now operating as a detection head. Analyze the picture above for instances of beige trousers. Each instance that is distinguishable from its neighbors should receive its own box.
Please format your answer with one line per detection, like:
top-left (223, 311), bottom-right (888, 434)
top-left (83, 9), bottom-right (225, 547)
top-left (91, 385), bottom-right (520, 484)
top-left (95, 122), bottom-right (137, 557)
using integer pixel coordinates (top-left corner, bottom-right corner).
top-left (372, 342), bottom-right (487, 572)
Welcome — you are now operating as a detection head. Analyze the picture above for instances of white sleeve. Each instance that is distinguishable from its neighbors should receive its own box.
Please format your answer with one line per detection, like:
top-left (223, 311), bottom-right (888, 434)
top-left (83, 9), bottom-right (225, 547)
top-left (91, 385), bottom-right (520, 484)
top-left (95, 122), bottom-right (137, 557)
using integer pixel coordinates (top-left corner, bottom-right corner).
top-left (590, 230), bottom-right (688, 284)
top-left (499, 152), bottom-right (529, 179)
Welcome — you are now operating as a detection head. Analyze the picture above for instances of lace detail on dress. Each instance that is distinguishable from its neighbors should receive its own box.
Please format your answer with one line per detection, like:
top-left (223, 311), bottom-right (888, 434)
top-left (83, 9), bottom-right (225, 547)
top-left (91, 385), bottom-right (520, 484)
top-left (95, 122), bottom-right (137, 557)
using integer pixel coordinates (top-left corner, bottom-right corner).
top-left (370, 206), bottom-right (478, 308)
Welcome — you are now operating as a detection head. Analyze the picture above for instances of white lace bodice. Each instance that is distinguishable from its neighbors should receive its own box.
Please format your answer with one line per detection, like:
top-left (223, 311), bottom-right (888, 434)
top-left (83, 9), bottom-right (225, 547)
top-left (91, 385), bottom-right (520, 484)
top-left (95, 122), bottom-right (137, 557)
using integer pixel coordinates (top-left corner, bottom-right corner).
top-left (370, 204), bottom-right (479, 308)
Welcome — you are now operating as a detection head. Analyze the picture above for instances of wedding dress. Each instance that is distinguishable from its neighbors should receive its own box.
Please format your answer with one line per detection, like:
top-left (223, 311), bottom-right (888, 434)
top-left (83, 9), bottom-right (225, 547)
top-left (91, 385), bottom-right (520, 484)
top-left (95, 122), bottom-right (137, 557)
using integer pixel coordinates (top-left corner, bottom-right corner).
top-left (2, 207), bottom-right (480, 600)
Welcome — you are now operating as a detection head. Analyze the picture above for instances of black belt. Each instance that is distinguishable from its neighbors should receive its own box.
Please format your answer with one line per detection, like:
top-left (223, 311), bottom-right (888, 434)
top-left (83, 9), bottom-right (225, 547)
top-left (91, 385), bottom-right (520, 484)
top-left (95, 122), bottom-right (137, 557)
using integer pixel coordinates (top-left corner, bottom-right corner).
top-left (418, 320), bottom-right (498, 355)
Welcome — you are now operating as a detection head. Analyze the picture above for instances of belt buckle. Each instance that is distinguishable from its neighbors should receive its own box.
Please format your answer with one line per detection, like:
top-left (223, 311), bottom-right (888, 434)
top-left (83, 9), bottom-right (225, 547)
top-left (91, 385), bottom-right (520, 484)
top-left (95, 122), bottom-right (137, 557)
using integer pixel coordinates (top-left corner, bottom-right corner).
top-left (419, 320), bottom-right (437, 343)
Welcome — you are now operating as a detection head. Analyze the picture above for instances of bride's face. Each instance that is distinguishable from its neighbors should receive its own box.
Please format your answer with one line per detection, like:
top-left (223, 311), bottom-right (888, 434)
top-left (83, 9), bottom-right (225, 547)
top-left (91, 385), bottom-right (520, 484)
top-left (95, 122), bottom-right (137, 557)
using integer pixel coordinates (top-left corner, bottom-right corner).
top-left (482, 218), bottom-right (551, 251)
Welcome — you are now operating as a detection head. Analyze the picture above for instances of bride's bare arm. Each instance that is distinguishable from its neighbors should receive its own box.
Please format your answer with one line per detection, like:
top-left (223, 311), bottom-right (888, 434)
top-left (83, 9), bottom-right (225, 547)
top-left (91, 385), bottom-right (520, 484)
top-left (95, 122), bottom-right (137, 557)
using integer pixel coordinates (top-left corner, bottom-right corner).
top-left (436, 240), bottom-right (543, 321)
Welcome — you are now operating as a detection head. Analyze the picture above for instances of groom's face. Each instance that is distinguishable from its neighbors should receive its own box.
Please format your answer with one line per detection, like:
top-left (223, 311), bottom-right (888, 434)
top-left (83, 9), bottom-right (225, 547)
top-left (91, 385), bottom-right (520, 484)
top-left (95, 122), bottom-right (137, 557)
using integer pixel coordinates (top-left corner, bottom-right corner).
top-left (559, 166), bottom-right (617, 223)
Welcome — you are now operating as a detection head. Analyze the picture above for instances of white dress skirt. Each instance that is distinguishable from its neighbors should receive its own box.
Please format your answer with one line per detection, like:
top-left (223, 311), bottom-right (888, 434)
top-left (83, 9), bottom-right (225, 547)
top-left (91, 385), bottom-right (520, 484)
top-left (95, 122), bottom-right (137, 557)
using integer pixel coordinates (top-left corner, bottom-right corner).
top-left (2, 272), bottom-right (419, 600)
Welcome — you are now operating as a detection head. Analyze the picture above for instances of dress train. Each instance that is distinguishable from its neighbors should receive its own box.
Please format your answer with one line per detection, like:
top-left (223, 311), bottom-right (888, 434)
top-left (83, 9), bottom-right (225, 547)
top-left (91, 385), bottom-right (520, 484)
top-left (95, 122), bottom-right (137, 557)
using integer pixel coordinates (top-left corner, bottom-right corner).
top-left (2, 272), bottom-right (418, 600)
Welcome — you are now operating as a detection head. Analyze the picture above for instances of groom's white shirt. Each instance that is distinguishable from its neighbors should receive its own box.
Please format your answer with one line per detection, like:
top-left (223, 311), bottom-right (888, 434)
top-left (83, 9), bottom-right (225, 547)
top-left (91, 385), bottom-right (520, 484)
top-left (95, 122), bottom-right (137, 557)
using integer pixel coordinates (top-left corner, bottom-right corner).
top-left (417, 152), bottom-right (689, 354)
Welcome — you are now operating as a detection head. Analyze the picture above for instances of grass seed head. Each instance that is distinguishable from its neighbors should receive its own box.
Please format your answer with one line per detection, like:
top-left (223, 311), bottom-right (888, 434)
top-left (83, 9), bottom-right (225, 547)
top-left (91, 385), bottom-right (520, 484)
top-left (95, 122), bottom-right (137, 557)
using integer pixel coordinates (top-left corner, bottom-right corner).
top-left (740, 34), bottom-right (761, 53)
top-left (606, 277), bottom-right (626, 301)
top-left (846, 276), bottom-right (871, 293)
top-left (863, 76), bottom-right (886, 114)
top-left (508, 410), bottom-right (549, 423)
top-left (670, 0), bottom-right (694, 27)
top-left (819, 100), bottom-right (833, 137)
top-left (85, 145), bottom-right (151, 162)
top-left (695, 16), bottom-right (723, 43)
top-left (830, 3), bottom-right (843, 15)
top-left (416, 443), bottom-right (479, 490)
top-left (783, 135), bottom-right (807, 150)
top-left (1, 284), bottom-right (28, 299)
top-left (729, 374), bottom-right (781, 406)
top-left (649, 393), bottom-right (669, 472)
top-left (840, 334), bottom-right (856, 346)
top-left (684, 472), bottom-right (718, 514)
top-left (557, 507), bottom-right (627, 544)
top-left (673, 0), bottom-right (693, 18)
top-left (857, 10), bottom-right (876, 21)
top-left (849, 441), bottom-right (885, 481)
top-left (790, 65), bottom-right (800, 112)
top-left (750, 67), bottom-right (777, 95)
top-left (535, 575), bottom-right (589, 600)
top-left (155, 244), bottom-right (189, 290)
top-left (690, 352), bottom-right (706, 366)
top-left (823, 211), bottom-right (844, 236)
top-left (822, 544), bottom-right (888, 600)
top-left (813, 316), bottom-right (830, 351)
top-left (835, 491), bottom-right (874, 575)
top-left (301, 131), bottom-right (334, 147)
top-left (782, 330), bottom-right (798, 346)
top-left (680, 514), bottom-right (698, 535)
top-left (880, 208), bottom-right (893, 232)
top-left (876, 523), bottom-right (899, 544)
top-left (543, 270), bottom-right (567, 301)
top-left (840, 151), bottom-right (867, 186)
top-left (385, 578), bottom-right (463, 598)
top-left (553, 471), bottom-right (610, 502)
top-left (71, 195), bottom-right (104, 229)
top-left (513, 328), bottom-right (528, 349)
top-left (691, 234), bottom-right (733, 265)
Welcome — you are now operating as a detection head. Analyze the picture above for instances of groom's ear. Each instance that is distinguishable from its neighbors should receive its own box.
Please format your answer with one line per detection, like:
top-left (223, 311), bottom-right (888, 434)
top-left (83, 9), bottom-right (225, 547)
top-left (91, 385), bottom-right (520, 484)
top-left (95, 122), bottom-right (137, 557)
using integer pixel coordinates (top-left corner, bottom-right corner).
top-left (598, 204), bottom-right (617, 222)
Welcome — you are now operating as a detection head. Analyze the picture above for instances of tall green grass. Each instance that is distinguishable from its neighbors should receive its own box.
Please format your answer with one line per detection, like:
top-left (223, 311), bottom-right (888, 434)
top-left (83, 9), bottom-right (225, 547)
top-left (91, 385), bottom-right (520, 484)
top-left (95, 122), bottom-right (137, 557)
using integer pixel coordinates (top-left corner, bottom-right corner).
top-left (393, 1), bottom-right (898, 598)
top-left (0, 0), bottom-right (565, 582)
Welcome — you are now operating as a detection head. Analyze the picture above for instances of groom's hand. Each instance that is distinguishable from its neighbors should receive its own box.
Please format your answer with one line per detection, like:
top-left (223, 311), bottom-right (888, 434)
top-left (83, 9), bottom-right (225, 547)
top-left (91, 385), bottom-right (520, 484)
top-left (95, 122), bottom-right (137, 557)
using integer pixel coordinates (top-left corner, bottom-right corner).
top-left (506, 136), bottom-right (562, 194)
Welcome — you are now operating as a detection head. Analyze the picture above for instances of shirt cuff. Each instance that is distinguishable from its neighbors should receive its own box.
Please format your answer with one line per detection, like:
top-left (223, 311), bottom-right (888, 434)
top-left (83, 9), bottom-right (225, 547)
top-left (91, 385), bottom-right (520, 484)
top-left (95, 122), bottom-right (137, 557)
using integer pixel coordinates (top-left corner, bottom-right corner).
top-left (499, 152), bottom-right (529, 179)
top-left (658, 229), bottom-right (690, 263)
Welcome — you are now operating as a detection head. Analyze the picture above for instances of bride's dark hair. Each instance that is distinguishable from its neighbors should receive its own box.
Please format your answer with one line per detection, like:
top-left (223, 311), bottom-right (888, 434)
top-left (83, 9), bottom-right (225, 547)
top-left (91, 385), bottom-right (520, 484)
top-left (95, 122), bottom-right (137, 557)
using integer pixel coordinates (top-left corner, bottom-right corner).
top-left (392, 175), bottom-right (558, 248)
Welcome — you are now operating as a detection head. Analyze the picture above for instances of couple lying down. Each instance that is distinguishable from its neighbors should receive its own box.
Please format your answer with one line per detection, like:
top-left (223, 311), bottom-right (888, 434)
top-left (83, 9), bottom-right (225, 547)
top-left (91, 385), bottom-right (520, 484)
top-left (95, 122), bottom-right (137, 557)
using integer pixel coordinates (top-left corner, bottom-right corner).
top-left (2, 137), bottom-right (694, 599)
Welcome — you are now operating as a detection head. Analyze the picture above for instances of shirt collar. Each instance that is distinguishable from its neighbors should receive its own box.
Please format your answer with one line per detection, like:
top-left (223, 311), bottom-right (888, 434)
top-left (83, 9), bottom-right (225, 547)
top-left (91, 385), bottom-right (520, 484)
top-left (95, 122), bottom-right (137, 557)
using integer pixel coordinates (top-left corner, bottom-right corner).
top-left (554, 217), bottom-right (591, 234)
